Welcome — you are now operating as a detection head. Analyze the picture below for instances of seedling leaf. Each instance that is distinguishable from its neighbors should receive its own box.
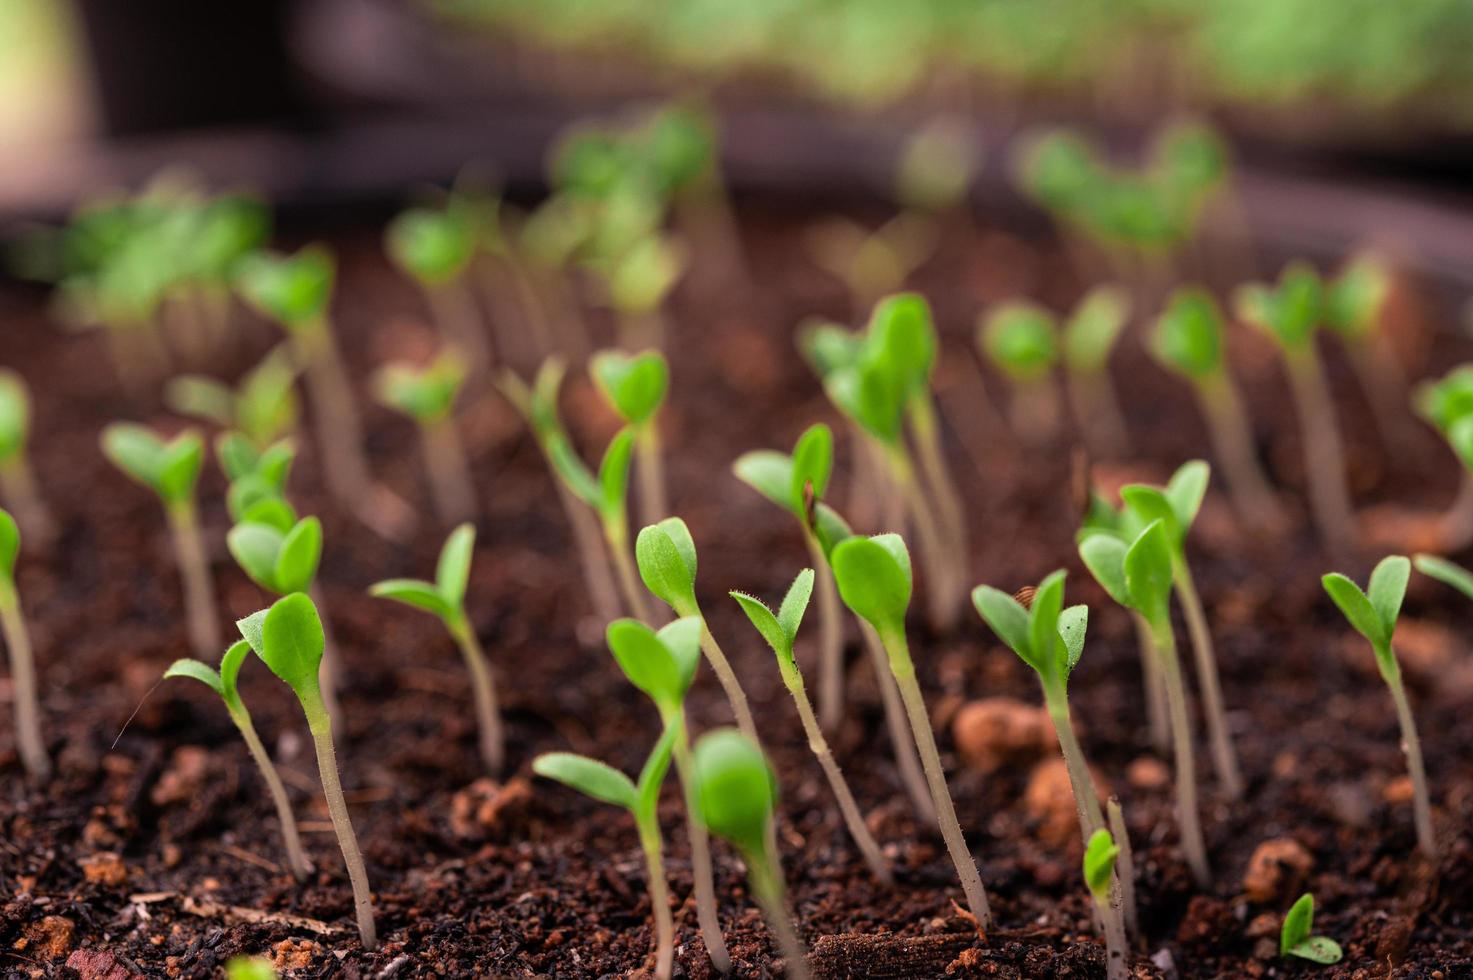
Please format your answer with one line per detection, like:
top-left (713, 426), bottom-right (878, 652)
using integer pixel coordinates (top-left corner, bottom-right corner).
top-left (0, 369), bottom-right (30, 464)
top-left (776, 568), bottom-right (814, 643)
top-left (1082, 828), bottom-right (1119, 905)
top-left (1281, 893), bottom-right (1343, 964)
top-left (636, 517), bottom-right (698, 610)
top-left (971, 586), bottom-right (1032, 666)
top-left (606, 618), bottom-right (688, 711)
top-left (0, 510), bottom-right (18, 583)
top-left (591, 349), bottom-right (668, 426)
top-left (1079, 534), bottom-right (1131, 607)
top-left (1322, 573), bottom-right (1385, 648)
top-left (533, 752), bottom-right (638, 810)
top-left (1151, 288), bottom-right (1223, 380)
top-left (599, 428), bottom-right (636, 517)
top-left (435, 523), bottom-right (476, 610)
top-left (228, 523), bottom-right (285, 590)
top-left (219, 639), bottom-right (251, 701)
top-left (691, 728), bottom-right (775, 858)
top-left (1414, 553), bottom-right (1473, 601)
top-left (369, 579), bottom-right (452, 621)
top-left (733, 451), bottom-right (793, 513)
top-left (1123, 520), bottom-right (1174, 618)
top-left (831, 534), bottom-right (912, 635)
top-left (1165, 460), bottom-right (1210, 530)
top-left (274, 518), bottom-right (322, 594)
top-left (163, 658), bottom-right (224, 696)
top-left (1060, 604), bottom-right (1088, 674)
top-left (255, 593), bottom-right (325, 698)
top-left (731, 592), bottom-right (787, 664)
top-left (1367, 555), bottom-right (1410, 639)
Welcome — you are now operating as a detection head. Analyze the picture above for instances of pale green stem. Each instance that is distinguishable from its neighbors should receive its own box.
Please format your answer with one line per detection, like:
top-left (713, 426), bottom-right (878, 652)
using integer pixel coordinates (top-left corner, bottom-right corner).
top-left (166, 502), bottom-right (220, 658)
top-left (860, 620), bottom-right (936, 825)
top-left (1439, 469), bottom-right (1473, 551)
top-left (673, 603), bottom-right (758, 746)
top-left (307, 583), bottom-right (345, 737)
top-left (227, 701), bottom-right (312, 879)
top-left (0, 592), bottom-right (49, 778)
top-left (1009, 377), bottom-right (1061, 446)
top-left (303, 690), bottom-right (377, 949)
top-left (1106, 797), bottom-right (1139, 939)
top-left (604, 518), bottom-right (654, 624)
top-left (1284, 350), bottom-right (1357, 554)
top-left (1173, 564), bottom-right (1243, 799)
top-left (450, 617), bottom-right (505, 775)
top-left (0, 458), bottom-right (54, 547)
top-left (1148, 615), bottom-right (1210, 887)
top-left (668, 715), bottom-right (732, 973)
top-left (884, 447), bottom-right (959, 632)
top-left (555, 479), bottom-right (621, 623)
top-left (636, 813), bottom-right (675, 980)
top-left (746, 849), bottom-right (810, 980)
top-left (1066, 367), bottom-right (1130, 458)
top-left (1198, 373), bottom-right (1284, 531)
top-left (1042, 685), bottom-right (1104, 843)
top-left (422, 418), bottom-right (477, 526)
top-left (499, 254), bottom-right (558, 356)
top-left (426, 278), bottom-right (493, 376)
top-left (802, 527), bottom-right (845, 735)
top-left (1095, 889), bottom-right (1129, 980)
top-left (1382, 654), bottom-right (1436, 858)
top-left (635, 423), bottom-right (668, 530)
top-left (907, 392), bottom-right (969, 570)
top-left (1131, 612), bottom-right (1170, 753)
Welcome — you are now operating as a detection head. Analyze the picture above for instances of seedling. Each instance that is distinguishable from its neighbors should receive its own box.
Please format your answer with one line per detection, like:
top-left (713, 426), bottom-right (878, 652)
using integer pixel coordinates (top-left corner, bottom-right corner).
top-left (101, 423), bottom-right (220, 656)
top-left (166, 344), bottom-right (300, 452)
top-left (979, 301), bottom-right (1061, 444)
top-left (1079, 519), bottom-right (1211, 885)
top-left (1414, 553), bottom-right (1473, 602)
top-left (831, 532), bottom-right (992, 928)
top-left (386, 204), bottom-right (491, 372)
top-left (163, 640), bottom-right (311, 879)
top-left (732, 569), bottom-right (893, 882)
top-left (1083, 830), bottom-right (1128, 980)
top-left (1413, 365), bottom-right (1473, 548)
top-left (220, 437), bottom-right (297, 523)
top-left (1235, 263), bottom-right (1356, 551)
top-left (599, 233), bottom-right (687, 350)
top-left (1151, 288), bottom-right (1283, 530)
top-left (237, 594), bottom-right (376, 949)
top-left (370, 524), bottom-right (503, 773)
top-left (691, 729), bottom-right (809, 979)
top-left (533, 727), bottom-right (678, 979)
top-left (554, 426), bottom-right (649, 622)
top-left (1061, 285), bottom-right (1131, 457)
top-left (1322, 556), bottom-right (1435, 857)
top-left (591, 349), bottom-right (669, 526)
top-left (1280, 893), bottom-right (1343, 965)
top-left (0, 509), bottom-right (48, 777)
top-left (0, 369), bottom-right (54, 546)
top-left (373, 349), bottom-right (477, 524)
top-left (1325, 252), bottom-right (1409, 449)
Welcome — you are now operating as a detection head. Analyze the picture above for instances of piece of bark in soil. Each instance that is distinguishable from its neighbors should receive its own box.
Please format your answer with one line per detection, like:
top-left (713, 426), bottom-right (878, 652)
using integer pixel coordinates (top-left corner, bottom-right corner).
top-left (807, 932), bottom-right (980, 979)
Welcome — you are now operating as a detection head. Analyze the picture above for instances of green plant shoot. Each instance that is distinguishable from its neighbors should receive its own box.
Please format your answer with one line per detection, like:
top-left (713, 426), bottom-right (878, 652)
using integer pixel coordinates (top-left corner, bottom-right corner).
top-left (1061, 285), bottom-right (1131, 457)
top-left (374, 349), bottom-right (476, 524)
top-left (979, 301), bottom-right (1061, 444)
top-left (1280, 893), bottom-right (1343, 965)
top-left (1412, 365), bottom-right (1473, 549)
top-left (1324, 252), bottom-right (1408, 449)
top-left (0, 369), bottom-right (54, 545)
top-left (385, 205), bottom-right (491, 372)
top-left (592, 348), bottom-right (669, 526)
top-left (0, 509), bottom-right (47, 777)
top-left (551, 426), bottom-right (648, 622)
top-left (1083, 829), bottom-right (1128, 980)
top-left (166, 344), bottom-right (300, 451)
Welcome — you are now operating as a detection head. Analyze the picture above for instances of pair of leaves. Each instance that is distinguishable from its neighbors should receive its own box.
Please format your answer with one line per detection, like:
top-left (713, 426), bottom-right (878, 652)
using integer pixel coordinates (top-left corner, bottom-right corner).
top-left (370, 523), bottom-right (476, 626)
top-left (374, 351), bottom-right (467, 425)
top-left (1234, 262), bottom-right (1323, 352)
top-left (385, 207), bottom-right (477, 286)
top-left (605, 235), bottom-right (685, 314)
top-left (533, 722), bottom-right (677, 821)
top-left (0, 369), bottom-right (31, 464)
top-left (1151, 287), bottom-right (1225, 381)
top-left (636, 517), bottom-right (699, 612)
top-left (591, 349), bottom-right (668, 427)
top-left (228, 516), bottom-right (322, 596)
top-left (167, 345), bottom-right (300, 448)
top-left (101, 423), bottom-right (204, 507)
top-left (810, 294), bottom-right (938, 446)
top-left (981, 303), bottom-right (1058, 382)
top-left (1062, 285), bottom-right (1130, 374)
top-left (1322, 555), bottom-right (1408, 662)
top-left (732, 423), bottom-right (833, 521)
top-left (236, 593), bottom-right (326, 701)
top-left (220, 438), bottom-right (297, 523)
top-left (547, 426), bottom-right (634, 523)
top-left (234, 246), bottom-right (335, 329)
top-left (607, 616), bottom-right (703, 715)
top-left (972, 569), bottom-right (1087, 688)
top-left (1106, 460), bottom-right (1210, 558)
top-left (164, 639), bottom-right (253, 710)
top-left (691, 727), bottom-right (776, 860)
top-left (1079, 519), bottom-right (1174, 622)
top-left (1082, 828), bottom-right (1118, 906)
top-left (831, 533), bottom-right (912, 636)
top-left (731, 569), bottom-right (815, 677)
top-left (1280, 893), bottom-right (1343, 964)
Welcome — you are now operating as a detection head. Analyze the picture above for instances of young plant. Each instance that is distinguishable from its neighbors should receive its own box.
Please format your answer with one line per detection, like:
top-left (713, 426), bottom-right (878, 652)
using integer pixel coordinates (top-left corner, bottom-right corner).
top-left (163, 640), bottom-right (312, 879)
top-left (1280, 893), bottom-right (1343, 965)
top-left (1083, 830), bottom-right (1128, 980)
top-left (1322, 556), bottom-right (1435, 857)
top-left (691, 728), bottom-right (810, 980)
top-left (166, 344), bottom-right (300, 452)
top-left (1235, 263), bottom-right (1356, 552)
top-left (373, 349), bottom-right (477, 525)
top-left (0, 509), bottom-right (47, 777)
top-left (237, 594), bottom-right (376, 949)
top-left (1325, 252), bottom-right (1409, 449)
top-left (831, 532), bottom-right (992, 928)
top-left (370, 524), bottom-right (503, 773)
top-left (0, 369), bottom-right (54, 546)
top-left (1061, 285), bottom-right (1131, 457)
top-left (978, 301), bottom-right (1061, 445)
top-left (1414, 553), bottom-right (1473, 602)
top-left (732, 569), bottom-right (893, 883)
top-left (553, 427), bottom-right (649, 622)
top-left (1413, 365), bottom-right (1473, 549)
top-left (101, 423), bottom-right (220, 656)
top-left (533, 727), bottom-right (678, 980)
top-left (1151, 287), bottom-right (1284, 530)
top-left (1079, 520), bottom-right (1211, 886)
top-left (386, 204), bottom-right (491, 373)
top-left (591, 349), bottom-right (669, 527)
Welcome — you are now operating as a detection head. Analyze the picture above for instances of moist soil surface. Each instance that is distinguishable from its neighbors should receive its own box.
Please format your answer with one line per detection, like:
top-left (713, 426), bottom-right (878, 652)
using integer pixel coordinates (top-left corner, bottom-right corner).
top-left (1, 203), bottom-right (1471, 979)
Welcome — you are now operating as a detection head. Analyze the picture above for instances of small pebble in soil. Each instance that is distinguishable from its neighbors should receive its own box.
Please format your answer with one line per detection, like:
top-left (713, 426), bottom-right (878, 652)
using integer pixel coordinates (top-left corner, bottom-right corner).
top-left (1241, 837), bottom-right (1314, 903)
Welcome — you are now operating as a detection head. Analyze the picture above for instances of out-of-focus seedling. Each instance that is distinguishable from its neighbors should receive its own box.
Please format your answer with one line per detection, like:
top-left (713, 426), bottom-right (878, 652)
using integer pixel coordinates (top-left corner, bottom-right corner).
top-left (1280, 893), bottom-right (1343, 965)
top-left (0, 370), bottom-right (54, 546)
top-left (370, 524), bottom-right (502, 774)
top-left (1061, 285), bottom-right (1131, 457)
top-left (831, 533), bottom-right (991, 928)
top-left (691, 728), bottom-right (810, 980)
top-left (1325, 252), bottom-right (1410, 449)
top-left (1413, 365), bottom-right (1473, 549)
top-left (1151, 288), bottom-right (1283, 530)
top-left (166, 344), bottom-right (299, 452)
top-left (1083, 829), bottom-right (1128, 980)
top-left (163, 640), bottom-right (312, 879)
top-left (1414, 553), bottom-right (1473, 602)
top-left (592, 349), bottom-right (669, 527)
top-left (373, 349), bottom-right (476, 524)
top-left (533, 728), bottom-right (678, 980)
top-left (732, 569), bottom-right (892, 882)
top-left (101, 423), bottom-right (220, 656)
top-left (1322, 556), bottom-right (1435, 857)
top-left (237, 594), bottom-right (376, 949)
top-left (0, 509), bottom-right (47, 777)
top-left (979, 301), bottom-right (1061, 445)
top-left (386, 204), bottom-right (491, 372)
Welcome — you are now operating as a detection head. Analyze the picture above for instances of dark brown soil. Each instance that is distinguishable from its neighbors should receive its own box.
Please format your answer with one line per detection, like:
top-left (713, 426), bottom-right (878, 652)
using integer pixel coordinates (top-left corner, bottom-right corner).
top-left (1, 204), bottom-right (1471, 979)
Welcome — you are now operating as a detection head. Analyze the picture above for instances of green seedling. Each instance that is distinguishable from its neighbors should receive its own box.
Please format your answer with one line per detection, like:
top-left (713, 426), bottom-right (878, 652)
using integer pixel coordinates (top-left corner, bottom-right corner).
top-left (551, 426), bottom-right (648, 622)
top-left (1322, 556), bottom-right (1435, 857)
top-left (219, 437), bottom-right (297, 523)
top-left (0, 370), bottom-right (54, 546)
top-left (600, 233), bottom-right (687, 350)
top-left (166, 344), bottom-right (300, 451)
top-left (1414, 553), bottom-right (1473, 602)
top-left (1083, 829), bottom-right (1128, 980)
top-left (374, 349), bottom-right (476, 524)
top-left (805, 213), bottom-right (938, 318)
top-left (533, 727), bottom-right (678, 980)
top-left (591, 348), bottom-right (669, 527)
top-left (0, 509), bottom-right (48, 777)
top-left (691, 729), bottom-right (809, 980)
top-left (1079, 519), bottom-right (1211, 885)
top-left (732, 569), bottom-right (893, 883)
top-left (371, 524), bottom-right (502, 774)
top-left (163, 640), bottom-right (311, 879)
top-left (101, 423), bottom-right (220, 656)
top-left (605, 615), bottom-right (730, 973)
top-left (1325, 252), bottom-right (1409, 449)
top-left (237, 594), bottom-right (376, 949)
top-left (831, 532), bottom-right (991, 928)
top-left (1235, 263), bottom-right (1355, 551)
top-left (1151, 288), bottom-right (1283, 529)
top-left (979, 301), bottom-right (1061, 445)
top-left (1061, 285), bottom-right (1131, 457)
top-left (1280, 893), bottom-right (1343, 965)
top-left (386, 205), bottom-right (492, 372)
top-left (1412, 365), bottom-right (1473, 549)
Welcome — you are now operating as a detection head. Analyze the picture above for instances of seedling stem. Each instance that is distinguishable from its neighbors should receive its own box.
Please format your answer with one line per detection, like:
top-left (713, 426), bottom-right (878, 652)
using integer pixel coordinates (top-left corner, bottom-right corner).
top-left (0, 511), bottom-right (47, 777)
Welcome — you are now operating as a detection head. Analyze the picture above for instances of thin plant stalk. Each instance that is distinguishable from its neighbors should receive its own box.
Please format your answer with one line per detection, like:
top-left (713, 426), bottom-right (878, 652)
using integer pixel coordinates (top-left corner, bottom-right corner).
top-left (1101, 883), bottom-right (1129, 980)
top-left (1041, 684), bottom-right (1105, 842)
top-left (166, 502), bottom-right (220, 657)
top-left (1198, 374), bottom-right (1284, 530)
top-left (907, 392), bottom-right (968, 566)
top-left (1438, 470), bottom-right (1473, 551)
top-left (1066, 369), bottom-right (1131, 459)
top-left (635, 808), bottom-right (675, 980)
top-left (803, 527), bottom-right (845, 734)
top-left (684, 618), bottom-right (758, 746)
top-left (448, 618), bottom-right (505, 774)
top-left (635, 424), bottom-right (668, 529)
top-left (1284, 351), bottom-right (1356, 552)
top-left (1132, 612), bottom-right (1170, 752)
top-left (1106, 797), bottom-right (1139, 939)
top-left (422, 418), bottom-right (477, 525)
top-left (556, 480), bottom-right (622, 623)
top-left (670, 721), bottom-right (732, 973)
top-left (1174, 566), bottom-right (1243, 798)
top-left (230, 705), bottom-right (312, 880)
top-left (620, 310), bottom-right (668, 352)
top-left (746, 854), bottom-right (810, 980)
top-left (606, 521), bottom-right (654, 624)
top-left (861, 621), bottom-right (936, 825)
top-left (1385, 663), bottom-right (1436, 858)
top-left (302, 688), bottom-right (377, 949)
top-left (307, 583), bottom-right (346, 738)
top-left (1146, 616), bottom-right (1211, 887)
top-left (1009, 379), bottom-right (1061, 446)
top-left (0, 592), bottom-right (48, 778)
top-left (0, 460), bottom-right (54, 547)
top-left (426, 281), bottom-right (493, 376)
top-left (884, 447), bottom-right (959, 631)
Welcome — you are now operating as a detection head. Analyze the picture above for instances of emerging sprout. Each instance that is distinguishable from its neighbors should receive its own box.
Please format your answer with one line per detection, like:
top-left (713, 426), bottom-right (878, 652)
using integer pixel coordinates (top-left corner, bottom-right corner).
top-left (0, 369), bottom-right (54, 546)
top-left (166, 344), bottom-right (300, 452)
top-left (591, 349), bottom-right (669, 527)
top-left (0, 509), bottom-right (48, 777)
top-left (101, 423), bottom-right (220, 656)
top-left (385, 204), bottom-right (491, 373)
top-left (831, 532), bottom-right (992, 928)
top-left (691, 729), bottom-right (809, 979)
top-left (1321, 556), bottom-right (1435, 857)
top-left (237, 594), bottom-right (376, 949)
top-left (1082, 829), bottom-right (1128, 980)
top-left (978, 301), bottom-right (1061, 444)
top-left (1061, 285), bottom-right (1131, 457)
top-left (533, 728), bottom-right (677, 980)
top-left (370, 524), bottom-right (502, 774)
top-left (163, 641), bottom-right (312, 879)
top-left (373, 349), bottom-right (477, 524)
top-left (1325, 252), bottom-right (1409, 450)
top-left (1280, 893), bottom-right (1343, 965)
top-left (732, 569), bottom-right (892, 882)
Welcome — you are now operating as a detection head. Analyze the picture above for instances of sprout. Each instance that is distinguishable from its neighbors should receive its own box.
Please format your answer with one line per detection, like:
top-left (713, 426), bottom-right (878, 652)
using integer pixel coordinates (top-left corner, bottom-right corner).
top-left (163, 640), bottom-right (312, 879)
top-left (1280, 893), bottom-right (1343, 965)
top-left (1414, 553), bottom-right (1473, 601)
top-left (1079, 519), bottom-right (1211, 885)
top-left (553, 427), bottom-right (648, 622)
top-left (805, 213), bottom-right (938, 318)
top-left (385, 205), bottom-right (492, 373)
top-left (1413, 365), bottom-right (1473, 549)
top-left (690, 729), bottom-right (809, 979)
top-left (0, 369), bottom-right (54, 546)
top-left (1235, 263), bottom-right (1356, 551)
top-left (591, 349), bottom-right (669, 526)
top-left (1325, 252), bottom-right (1409, 449)
top-left (1322, 556), bottom-right (1435, 857)
top-left (101, 423), bottom-right (220, 656)
top-left (218, 436), bottom-right (297, 520)
top-left (373, 349), bottom-right (477, 525)
top-left (0, 509), bottom-right (48, 777)
top-left (732, 569), bottom-right (893, 882)
top-left (1151, 288), bottom-right (1284, 530)
top-left (1082, 829), bottom-right (1128, 980)
top-left (831, 532), bottom-right (992, 928)
top-left (1061, 285), bottom-right (1131, 457)
top-left (600, 233), bottom-right (688, 350)
top-left (237, 594), bottom-right (376, 949)
top-left (978, 301), bottom-right (1061, 444)
top-left (533, 727), bottom-right (678, 980)
top-left (370, 524), bottom-right (502, 774)
top-left (166, 344), bottom-right (300, 452)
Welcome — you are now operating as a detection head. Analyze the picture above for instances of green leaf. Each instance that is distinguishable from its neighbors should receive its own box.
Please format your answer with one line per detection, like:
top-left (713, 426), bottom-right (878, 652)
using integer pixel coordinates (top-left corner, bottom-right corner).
top-left (533, 752), bottom-right (637, 811)
top-left (219, 639), bottom-right (251, 702)
top-left (981, 303), bottom-right (1058, 382)
top-left (225, 955), bottom-right (279, 980)
top-left (606, 618), bottom-right (685, 711)
top-left (166, 375), bottom-right (236, 428)
top-left (732, 591), bottom-right (790, 668)
top-left (591, 349), bottom-right (669, 426)
top-left (1280, 893), bottom-right (1312, 949)
top-left (791, 424), bottom-right (833, 510)
top-left (732, 450), bottom-right (796, 516)
top-left (1236, 262), bottom-right (1323, 352)
top-left (369, 578), bottom-right (452, 622)
top-left (636, 723), bottom-right (678, 819)
top-left (216, 431), bottom-right (260, 482)
top-left (657, 616), bottom-right (704, 698)
top-left (824, 361), bottom-right (905, 446)
top-left (797, 320), bottom-right (862, 379)
top-left (1082, 828), bottom-right (1119, 904)
top-left (1060, 604), bottom-right (1088, 675)
top-left (436, 523), bottom-right (476, 610)
top-left (232, 484), bottom-right (294, 529)
top-left (1063, 285), bottom-right (1129, 373)
top-left (1325, 253), bottom-right (1389, 341)
top-left (1151, 287), bottom-right (1223, 380)
top-left (228, 522), bottom-right (286, 592)
top-left (1286, 937), bottom-right (1344, 965)
top-left (164, 658), bottom-right (224, 696)
top-left (1124, 520), bottom-right (1174, 617)
top-left (831, 534), bottom-right (912, 635)
top-left (636, 517), bottom-right (698, 611)
top-left (234, 246), bottom-right (336, 328)
top-left (1367, 555), bottom-right (1410, 637)
top-left (1028, 570), bottom-right (1066, 680)
top-left (274, 517), bottom-right (322, 594)
top-left (1120, 485), bottom-right (1182, 553)
top-left (776, 568), bottom-right (814, 644)
top-left (1322, 573), bottom-right (1384, 647)
top-left (691, 728), bottom-right (775, 859)
top-left (546, 434), bottom-right (602, 509)
top-left (1414, 553), bottom-right (1473, 602)
top-left (971, 585), bottom-right (1033, 666)
top-left (1079, 534), bottom-right (1131, 608)
top-left (0, 509), bottom-right (19, 583)
top-left (869, 292), bottom-right (938, 393)
top-left (811, 503), bottom-right (854, 558)
top-left (253, 593), bottom-right (325, 698)
top-left (0, 369), bottom-right (31, 464)
top-left (1165, 460), bottom-right (1210, 531)
top-left (385, 207), bottom-right (476, 286)
top-left (155, 432), bottom-right (205, 505)
top-left (101, 423), bottom-right (167, 491)
top-left (373, 354), bottom-right (466, 424)
top-left (598, 428), bottom-right (636, 518)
